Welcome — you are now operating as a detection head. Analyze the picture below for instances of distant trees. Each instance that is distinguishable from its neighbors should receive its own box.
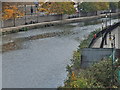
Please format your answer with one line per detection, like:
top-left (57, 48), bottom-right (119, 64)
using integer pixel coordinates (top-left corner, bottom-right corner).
top-left (2, 3), bottom-right (24, 20)
top-left (2, 2), bottom-right (76, 20)
top-left (79, 2), bottom-right (120, 14)
top-left (2, 2), bottom-right (119, 20)
top-left (118, 1), bottom-right (120, 9)
top-left (109, 2), bottom-right (119, 12)
top-left (40, 2), bottom-right (76, 15)
top-left (79, 2), bottom-right (109, 13)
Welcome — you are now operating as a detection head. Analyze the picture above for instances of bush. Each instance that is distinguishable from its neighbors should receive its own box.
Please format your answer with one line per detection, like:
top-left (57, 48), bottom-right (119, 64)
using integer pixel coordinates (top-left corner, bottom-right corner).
top-left (64, 58), bottom-right (120, 88)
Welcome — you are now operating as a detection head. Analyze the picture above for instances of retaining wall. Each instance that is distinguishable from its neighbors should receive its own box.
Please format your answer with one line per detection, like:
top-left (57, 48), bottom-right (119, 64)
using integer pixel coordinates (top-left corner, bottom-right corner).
top-left (1, 13), bottom-right (120, 35)
top-left (81, 48), bottom-right (120, 68)
top-left (2, 14), bottom-right (63, 28)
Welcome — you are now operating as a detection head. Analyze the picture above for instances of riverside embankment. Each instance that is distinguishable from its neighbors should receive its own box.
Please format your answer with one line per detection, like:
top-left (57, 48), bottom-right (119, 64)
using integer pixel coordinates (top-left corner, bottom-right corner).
top-left (2, 18), bottom-right (119, 88)
top-left (1, 13), bottom-right (120, 35)
top-left (89, 21), bottom-right (120, 48)
top-left (63, 21), bottom-right (120, 88)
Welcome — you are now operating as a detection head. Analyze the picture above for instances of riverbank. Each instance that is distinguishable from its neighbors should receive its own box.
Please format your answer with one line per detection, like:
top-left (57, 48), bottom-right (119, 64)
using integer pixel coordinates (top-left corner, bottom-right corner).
top-left (62, 28), bottom-right (120, 88)
top-left (65, 29), bottom-right (101, 72)
top-left (2, 17), bottom-right (119, 88)
top-left (1, 13), bottom-right (120, 35)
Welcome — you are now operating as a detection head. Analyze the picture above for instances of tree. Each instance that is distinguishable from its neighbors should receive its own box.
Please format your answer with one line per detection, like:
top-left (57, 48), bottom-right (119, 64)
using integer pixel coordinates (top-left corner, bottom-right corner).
top-left (64, 58), bottom-right (120, 88)
top-left (40, 2), bottom-right (76, 15)
top-left (109, 2), bottom-right (118, 11)
top-left (79, 2), bottom-right (97, 12)
top-left (118, 1), bottom-right (120, 9)
top-left (95, 2), bottom-right (109, 10)
top-left (79, 2), bottom-right (109, 13)
top-left (2, 3), bottom-right (24, 20)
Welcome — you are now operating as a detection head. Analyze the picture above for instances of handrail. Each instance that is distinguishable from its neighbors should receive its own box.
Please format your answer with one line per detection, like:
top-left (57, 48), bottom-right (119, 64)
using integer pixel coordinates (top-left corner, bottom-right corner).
top-left (100, 22), bottom-right (120, 48)
top-left (88, 21), bottom-right (120, 48)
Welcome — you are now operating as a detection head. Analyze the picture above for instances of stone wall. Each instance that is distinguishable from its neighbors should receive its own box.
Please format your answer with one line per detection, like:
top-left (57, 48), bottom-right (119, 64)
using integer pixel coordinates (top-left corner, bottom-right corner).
top-left (2, 14), bottom-right (65, 28)
top-left (81, 48), bottom-right (120, 68)
top-left (81, 48), bottom-right (113, 68)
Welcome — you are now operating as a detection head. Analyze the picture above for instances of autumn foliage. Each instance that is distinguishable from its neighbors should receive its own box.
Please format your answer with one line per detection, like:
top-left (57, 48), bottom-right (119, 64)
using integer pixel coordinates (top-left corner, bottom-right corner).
top-left (2, 4), bottom-right (24, 20)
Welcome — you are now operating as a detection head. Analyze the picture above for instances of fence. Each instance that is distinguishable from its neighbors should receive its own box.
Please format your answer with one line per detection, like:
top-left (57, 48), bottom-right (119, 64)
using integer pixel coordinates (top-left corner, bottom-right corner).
top-left (88, 21), bottom-right (120, 48)
top-left (100, 22), bottom-right (120, 48)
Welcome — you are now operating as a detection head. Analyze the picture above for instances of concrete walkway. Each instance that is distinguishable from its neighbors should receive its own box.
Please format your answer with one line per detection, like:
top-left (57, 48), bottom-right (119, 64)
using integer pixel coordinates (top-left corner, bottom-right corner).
top-left (92, 26), bottom-right (120, 49)
top-left (92, 37), bottom-right (102, 48)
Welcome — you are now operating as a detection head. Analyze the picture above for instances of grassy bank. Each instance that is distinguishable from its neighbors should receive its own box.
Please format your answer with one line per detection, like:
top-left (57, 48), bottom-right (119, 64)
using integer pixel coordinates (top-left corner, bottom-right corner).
top-left (61, 29), bottom-right (120, 88)
top-left (67, 29), bottom-right (101, 71)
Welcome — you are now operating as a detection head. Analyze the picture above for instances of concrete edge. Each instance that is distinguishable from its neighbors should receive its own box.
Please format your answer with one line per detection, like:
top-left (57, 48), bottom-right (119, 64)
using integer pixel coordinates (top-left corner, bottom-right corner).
top-left (1, 13), bottom-right (120, 35)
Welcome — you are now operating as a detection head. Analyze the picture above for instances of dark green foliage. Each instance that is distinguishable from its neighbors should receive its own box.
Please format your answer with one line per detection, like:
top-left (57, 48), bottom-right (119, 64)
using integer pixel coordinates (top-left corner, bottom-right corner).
top-left (79, 2), bottom-right (109, 13)
top-left (109, 2), bottom-right (119, 11)
top-left (19, 27), bottom-right (28, 31)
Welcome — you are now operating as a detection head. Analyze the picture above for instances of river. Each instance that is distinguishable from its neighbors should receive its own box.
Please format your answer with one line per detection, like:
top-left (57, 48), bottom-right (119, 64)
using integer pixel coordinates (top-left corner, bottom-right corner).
top-left (1, 18), bottom-right (119, 88)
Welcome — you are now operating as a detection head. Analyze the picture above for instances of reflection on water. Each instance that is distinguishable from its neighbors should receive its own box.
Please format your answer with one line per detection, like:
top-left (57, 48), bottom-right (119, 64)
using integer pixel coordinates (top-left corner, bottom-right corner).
top-left (2, 18), bottom-right (119, 88)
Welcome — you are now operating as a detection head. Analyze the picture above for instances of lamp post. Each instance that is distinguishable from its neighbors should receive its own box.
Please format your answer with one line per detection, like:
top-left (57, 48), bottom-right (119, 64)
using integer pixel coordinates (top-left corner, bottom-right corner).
top-left (30, 5), bottom-right (33, 24)
top-left (108, 10), bottom-right (112, 45)
top-left (77, 0), bottom-right (83, 17)
top-left (105, 13), bottom-right (108, 28)
top-left (24, 4), bottom-right (27, 25)
top-left (36, 5), bottom-right (39, 23)
top-left (34, 1), bottom-right (39, 23)
top-left (111, 45), bottom-right (114, 87)
top-left (110, 34), bottom-right (116, 87)
top-left (110, 10), bottom-right (112, 26)
top-left (77, 2), bottom-right (79, 17)
top-left (13, 13), bottom-right (16, 27)
top-left (101, 20), bottom-right (104, 41)
top-left (104, 13), bottom-right (108, 45)
top-left (31, 5), bottom-right (33, 15)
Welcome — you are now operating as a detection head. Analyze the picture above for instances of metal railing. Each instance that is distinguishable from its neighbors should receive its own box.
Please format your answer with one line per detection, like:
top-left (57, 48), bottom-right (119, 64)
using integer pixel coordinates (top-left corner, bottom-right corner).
top-left (88, 21), bottom-right (120, 48)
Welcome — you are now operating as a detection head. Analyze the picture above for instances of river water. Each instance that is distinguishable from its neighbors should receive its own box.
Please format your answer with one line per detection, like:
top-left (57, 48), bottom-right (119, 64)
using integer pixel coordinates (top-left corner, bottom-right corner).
top-left (2, 18), bottom-right (119, 88)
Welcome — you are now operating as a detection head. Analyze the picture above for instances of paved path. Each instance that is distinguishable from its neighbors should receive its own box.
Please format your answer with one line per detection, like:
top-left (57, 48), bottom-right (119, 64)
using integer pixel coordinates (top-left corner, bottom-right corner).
top-left (92, 26), bottom-right (120, 49)
top-left (92, 37), bottom-right (102, 48)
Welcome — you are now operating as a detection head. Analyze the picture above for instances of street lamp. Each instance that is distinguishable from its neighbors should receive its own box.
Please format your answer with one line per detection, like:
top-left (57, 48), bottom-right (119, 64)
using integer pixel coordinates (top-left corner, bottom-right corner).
top-left (108, 10), bottom-right (112, 46)
top-left (105, 13), bottom-right (108, 28)
top-left (109, 9), bottom-right (112, 26)
top-left (109, 34), bottom-right (116, 87)
top-left (24, 4), bottom-right (27, 25)
top-left (101, 20), bottom-right (104, 41)
top-left (30, 5), bottom-right (33, 24)
top-left (34, 1), bottom-right (39, 23)
top-left (77, 2), bottom-right (79, 17)
top-left (77, 0), bottom-right (83, 17)
top-left (31, 5), bottom-right (33, 15)
top-left (13, 13), bottom-right (16, 27)
top-left (104, 13), bottom-right (108, 45)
